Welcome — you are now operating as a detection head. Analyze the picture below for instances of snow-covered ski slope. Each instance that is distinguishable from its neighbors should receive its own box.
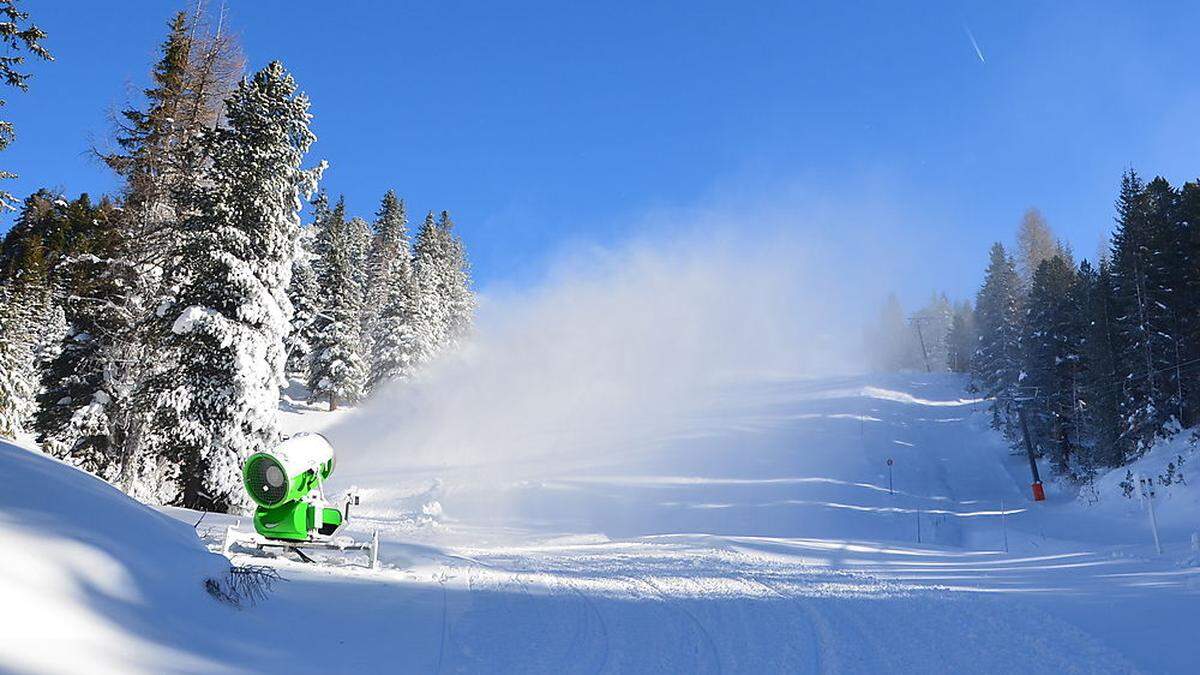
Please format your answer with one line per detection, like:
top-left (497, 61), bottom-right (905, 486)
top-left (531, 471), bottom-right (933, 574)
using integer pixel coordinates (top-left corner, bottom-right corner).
top-left (5, 373), bottom-right (1200, 673)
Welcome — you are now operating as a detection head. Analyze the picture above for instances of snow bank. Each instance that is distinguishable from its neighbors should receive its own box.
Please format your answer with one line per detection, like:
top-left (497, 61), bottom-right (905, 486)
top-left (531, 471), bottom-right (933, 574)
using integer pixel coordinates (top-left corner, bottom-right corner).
top-left (861, 385), bottom-right (985, 407)
top-left (0, 439), bottom-right (232, 674)
top-left (1079, 433), bottom-right (1200, 539)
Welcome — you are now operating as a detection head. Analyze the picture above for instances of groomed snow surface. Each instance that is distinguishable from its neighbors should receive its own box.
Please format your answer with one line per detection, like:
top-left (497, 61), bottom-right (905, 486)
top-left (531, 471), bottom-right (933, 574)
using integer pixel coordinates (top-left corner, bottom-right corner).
top-left (4, 374), bottom-right (1200, 673)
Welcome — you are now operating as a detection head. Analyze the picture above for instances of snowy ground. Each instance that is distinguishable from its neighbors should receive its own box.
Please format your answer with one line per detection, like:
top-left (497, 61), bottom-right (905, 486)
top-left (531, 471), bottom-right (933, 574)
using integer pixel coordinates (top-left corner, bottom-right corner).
top-left (5, 373), bottom-right (1200, 673)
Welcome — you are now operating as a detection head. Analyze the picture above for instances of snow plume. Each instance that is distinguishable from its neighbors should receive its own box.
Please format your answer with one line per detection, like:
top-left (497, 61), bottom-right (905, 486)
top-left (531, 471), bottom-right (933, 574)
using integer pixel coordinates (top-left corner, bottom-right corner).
top-left (325, 224), bottom-right (875, 476)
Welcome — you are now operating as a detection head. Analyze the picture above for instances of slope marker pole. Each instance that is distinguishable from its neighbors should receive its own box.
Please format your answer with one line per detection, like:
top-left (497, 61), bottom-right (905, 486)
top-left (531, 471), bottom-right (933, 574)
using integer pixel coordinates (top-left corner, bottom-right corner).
top-left (1138, 475), bottom-right (1162, 555)
top-left (1000, 499), bottom-right (1008, 553)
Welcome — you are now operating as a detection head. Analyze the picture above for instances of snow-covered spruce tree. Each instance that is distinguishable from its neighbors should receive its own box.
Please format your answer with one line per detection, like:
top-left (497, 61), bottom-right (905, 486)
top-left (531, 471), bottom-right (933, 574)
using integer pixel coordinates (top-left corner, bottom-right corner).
top-left (362, 191), bottom-right (417, 392)
top-left (308, 196), bottom-right (366, 411)
top-left (1109, 171), bottom-right (1182, 456)
top-left (16, 264), bottom-right (64, 376)
top-left (33, 196), bottom-right (134, 476)
top-left (1141, 177), bottom-right (1190, 428)
top-left (1178, 179), bottom-right (1200, 425)
top-left (370, 208), bottom-right (476, 387)
top-left (307, 191), bottom-right (333, 277)
top-left (368, 260), bottom-right (428, 391)
top-left (0, 192), bottom-right (75, 440)
top-left (0, 282), bottom-right (37, 438)
top-left (971, 242), bottom-right (1023, 436)
top-left (435, 211), bottom-right (476, 348)
top-left (0, 194), bottom-right (104, 354)
top-left (946, 300), bottom-right (976, 373)
top-left (36, 323), bottom-right (113, 470)
top-left (1019, 255), bottom-right (1081, 474)
top-left (5, 198), bottom-right (72, 372)
top-left (36, 265), bottom-right (133, 476)
top-left (1073, 259), bottom-right (1126, 469)
top-left (99, 9), bottom-right (242, 497)
top-left (0, 191), bottom-right (60, 282)
top-left (140, 61), bottom-right (322, 511)
top-left (348, 214), bottom-right (372, 289)
top-left (409, 211), bottom-right (450, 358)
top-left (34, 301), bottom-right (66, 367)
top-left (284, 224), bottom-right (320, 378)
top-left (362, 191), bottom-right (409, 355)
top-left (347, 215), bottom-right (373, 356)
top-left (912, 292), bottom-right (953, 373)
top-left (375, 209), bottom-right (476, 387)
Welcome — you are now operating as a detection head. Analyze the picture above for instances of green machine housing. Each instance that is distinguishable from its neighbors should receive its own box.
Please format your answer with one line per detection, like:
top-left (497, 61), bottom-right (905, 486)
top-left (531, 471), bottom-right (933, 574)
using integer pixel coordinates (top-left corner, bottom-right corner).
top-left (242, 433), bottom-right (344, 541)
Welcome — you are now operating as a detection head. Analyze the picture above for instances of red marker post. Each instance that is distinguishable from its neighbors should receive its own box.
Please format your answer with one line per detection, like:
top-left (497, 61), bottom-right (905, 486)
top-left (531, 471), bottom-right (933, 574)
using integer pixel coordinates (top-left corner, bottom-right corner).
top-left (1030, 481), bottom-right (1045, 501)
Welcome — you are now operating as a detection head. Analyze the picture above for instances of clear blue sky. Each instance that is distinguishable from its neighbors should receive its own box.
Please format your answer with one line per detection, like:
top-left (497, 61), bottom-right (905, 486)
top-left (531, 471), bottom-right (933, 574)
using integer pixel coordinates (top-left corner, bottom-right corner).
top-left (4, 1), bottom-right (1200, 302)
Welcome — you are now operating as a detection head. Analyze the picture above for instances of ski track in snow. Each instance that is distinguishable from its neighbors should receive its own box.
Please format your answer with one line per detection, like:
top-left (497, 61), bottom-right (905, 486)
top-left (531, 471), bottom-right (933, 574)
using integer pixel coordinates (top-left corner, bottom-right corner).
top-left (622, 573), bottom-right (722, 674)
top-left (740, 573), bottom-right (824, 673)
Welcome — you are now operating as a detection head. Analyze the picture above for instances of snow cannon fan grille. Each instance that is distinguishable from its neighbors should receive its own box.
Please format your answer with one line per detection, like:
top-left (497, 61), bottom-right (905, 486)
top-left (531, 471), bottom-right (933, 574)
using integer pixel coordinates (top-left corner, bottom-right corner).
top-left (244, 455), bottom-right (289, 507)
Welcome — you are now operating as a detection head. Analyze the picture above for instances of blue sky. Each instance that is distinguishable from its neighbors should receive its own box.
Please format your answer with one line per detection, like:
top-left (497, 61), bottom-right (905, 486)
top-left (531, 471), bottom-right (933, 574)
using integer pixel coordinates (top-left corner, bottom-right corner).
top-left (4, 1), bottom-right (1200, 305)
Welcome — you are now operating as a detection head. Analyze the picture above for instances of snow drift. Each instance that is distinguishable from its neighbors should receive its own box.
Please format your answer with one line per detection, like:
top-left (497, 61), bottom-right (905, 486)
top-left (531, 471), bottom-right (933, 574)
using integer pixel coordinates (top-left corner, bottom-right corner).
top-left (0, 439), bottom-right (233, 674)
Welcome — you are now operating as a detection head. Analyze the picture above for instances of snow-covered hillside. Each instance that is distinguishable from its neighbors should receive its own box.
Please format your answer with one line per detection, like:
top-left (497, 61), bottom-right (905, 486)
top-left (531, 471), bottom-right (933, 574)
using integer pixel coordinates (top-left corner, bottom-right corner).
top-left (5, 373), bottom-right (1200, 673)
top-left (0, 438), bottom-right (231, 673)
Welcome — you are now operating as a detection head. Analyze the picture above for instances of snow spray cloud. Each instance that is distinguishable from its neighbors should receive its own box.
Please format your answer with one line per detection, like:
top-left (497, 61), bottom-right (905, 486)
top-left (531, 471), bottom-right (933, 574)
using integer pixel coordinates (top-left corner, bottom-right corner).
top-left (325, 184), bottom-right (922, 477)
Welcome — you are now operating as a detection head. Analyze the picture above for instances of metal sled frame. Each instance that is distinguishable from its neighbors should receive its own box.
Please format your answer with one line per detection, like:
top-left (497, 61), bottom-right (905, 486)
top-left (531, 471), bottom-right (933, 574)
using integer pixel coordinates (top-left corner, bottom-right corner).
top-left (222, 525), bottom-right (380, 569)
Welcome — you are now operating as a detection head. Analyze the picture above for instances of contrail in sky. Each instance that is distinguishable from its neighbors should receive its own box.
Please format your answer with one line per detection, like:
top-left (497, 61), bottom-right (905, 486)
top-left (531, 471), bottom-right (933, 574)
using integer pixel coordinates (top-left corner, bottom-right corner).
top-left (964, 25), bottom-right (986, 63)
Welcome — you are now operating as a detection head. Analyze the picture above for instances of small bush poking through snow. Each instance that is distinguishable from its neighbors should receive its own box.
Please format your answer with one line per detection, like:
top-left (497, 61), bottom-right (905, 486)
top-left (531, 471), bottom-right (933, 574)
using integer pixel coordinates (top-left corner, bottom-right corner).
top-left (1158, 455), bottom-right (1187, 487)
top-left (205, 565), bottom-right (285, 607)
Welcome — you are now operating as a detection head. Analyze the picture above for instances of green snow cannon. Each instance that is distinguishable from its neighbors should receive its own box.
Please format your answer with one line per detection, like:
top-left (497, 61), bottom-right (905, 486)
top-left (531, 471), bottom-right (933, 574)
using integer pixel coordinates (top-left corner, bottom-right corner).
top-left (242, 432), bottom-right (344, 541)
